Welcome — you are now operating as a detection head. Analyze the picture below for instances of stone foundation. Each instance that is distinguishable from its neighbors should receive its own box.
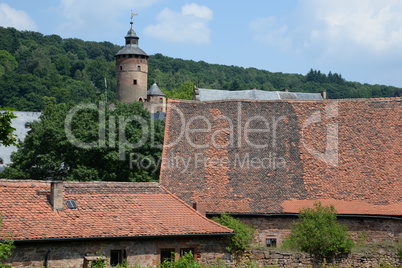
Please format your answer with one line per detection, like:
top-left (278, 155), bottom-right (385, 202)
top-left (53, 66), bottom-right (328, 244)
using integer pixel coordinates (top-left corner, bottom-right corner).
top-left (4, 236), bottom-right (230, 268)
top-left (251, 249), bottom-right (401, 267)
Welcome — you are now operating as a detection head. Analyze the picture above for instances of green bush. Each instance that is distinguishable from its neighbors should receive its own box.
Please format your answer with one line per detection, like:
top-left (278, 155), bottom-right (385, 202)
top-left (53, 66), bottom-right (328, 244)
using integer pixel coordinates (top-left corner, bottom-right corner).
top-left (282, 202), bottom-right (354, 261)
top-left (0, 216), bottom-right (15, 265)
top-left (159, 252), bottom-right (201, 268)
top-left (212, 213), bottom-right (255, 254)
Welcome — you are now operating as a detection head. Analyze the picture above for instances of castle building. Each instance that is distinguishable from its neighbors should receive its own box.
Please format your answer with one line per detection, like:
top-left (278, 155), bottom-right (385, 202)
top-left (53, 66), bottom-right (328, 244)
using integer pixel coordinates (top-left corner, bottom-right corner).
top-left (115, 20), bottom-right (166, 113)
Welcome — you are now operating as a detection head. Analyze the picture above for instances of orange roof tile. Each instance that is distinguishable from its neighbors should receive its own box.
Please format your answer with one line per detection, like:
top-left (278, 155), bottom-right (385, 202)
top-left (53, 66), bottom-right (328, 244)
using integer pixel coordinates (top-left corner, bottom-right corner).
top-left (0, 180), bottom-right (233, 241)
top-left (160, 98), bottom-right (402, 216)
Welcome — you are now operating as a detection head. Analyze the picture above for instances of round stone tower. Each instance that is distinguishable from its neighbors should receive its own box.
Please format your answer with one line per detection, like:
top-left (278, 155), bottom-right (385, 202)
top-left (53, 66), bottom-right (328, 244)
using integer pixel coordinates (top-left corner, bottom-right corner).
top-left (115, 21), bottom-right (148, 103)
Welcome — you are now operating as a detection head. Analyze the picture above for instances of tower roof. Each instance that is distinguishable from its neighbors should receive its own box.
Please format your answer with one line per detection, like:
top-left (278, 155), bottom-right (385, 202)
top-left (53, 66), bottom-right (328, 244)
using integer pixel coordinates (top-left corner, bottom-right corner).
top-left (147, 82), bottom-right (166, 97)
top-left (115, 21), bottom-right (148, 57)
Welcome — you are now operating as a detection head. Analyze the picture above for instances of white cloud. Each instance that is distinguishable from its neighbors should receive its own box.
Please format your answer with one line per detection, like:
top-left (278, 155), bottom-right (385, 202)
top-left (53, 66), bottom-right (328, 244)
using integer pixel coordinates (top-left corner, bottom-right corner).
top-left (250, 0), bottom-right (402, 60)
top-left (58, 0), bottom-right (159, 39)
top-left (0, 3), bottom-right (37, 31)
top-left (144, 3), bottom-right (213, 44)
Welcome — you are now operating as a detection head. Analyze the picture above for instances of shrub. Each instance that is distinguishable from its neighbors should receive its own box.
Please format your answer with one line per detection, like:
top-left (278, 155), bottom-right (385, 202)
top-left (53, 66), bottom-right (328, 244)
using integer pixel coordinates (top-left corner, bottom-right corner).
top-left (159, 252), bottom-right (201, 268)
top-left (212, 213), bottom-right (255, 254)
top-left (282, 202), bottom-right (354, 261)
top-left (0, 216), bottom-right (15, 266)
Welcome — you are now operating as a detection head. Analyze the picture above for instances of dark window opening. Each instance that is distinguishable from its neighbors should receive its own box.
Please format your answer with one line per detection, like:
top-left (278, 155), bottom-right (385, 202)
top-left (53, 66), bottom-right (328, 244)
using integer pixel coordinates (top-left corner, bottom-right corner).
top-left (266, 238), bottom-right (277, 247)
top-left (0, 158), bottom-right (3, 165)
top-left (110, 250), bottom-right (123, 267)
top-left (66, 200), bottom-right (77, 210)
top-left (129, 55), bottom-right (133, 58)
top-left (159, 98), bottom-right (163, 103)
top-left (160, 249), bottom-right (175, 263)
top-left (137, 65), bottom-right (141, 71)
top-left (25, 122), bottom-right (31, 129)
top-left (133, 79), bottom-right (137, 85)
top-left (138, 97), bottom-right (144, 102)
top-left (120, 66), bottom-right (122, 71)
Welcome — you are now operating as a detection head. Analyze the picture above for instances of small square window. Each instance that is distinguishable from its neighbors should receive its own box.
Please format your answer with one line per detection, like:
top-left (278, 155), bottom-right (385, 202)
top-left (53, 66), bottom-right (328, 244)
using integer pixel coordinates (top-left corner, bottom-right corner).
top-left (160, 249), bottom-right (175, 263)
top-left (110, 250), bottom-right (124, 267)
top-left (266, 238), bottom-right (277, 247)
top-left (137, 66), bottom-right (141, 71)
top-left (133, 79), bottom-right (137, 85)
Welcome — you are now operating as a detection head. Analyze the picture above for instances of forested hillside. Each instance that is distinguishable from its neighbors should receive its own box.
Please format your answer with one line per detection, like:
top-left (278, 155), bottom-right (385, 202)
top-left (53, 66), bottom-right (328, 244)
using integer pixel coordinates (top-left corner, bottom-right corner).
top-left (0, 26), bottom-right (401, 111)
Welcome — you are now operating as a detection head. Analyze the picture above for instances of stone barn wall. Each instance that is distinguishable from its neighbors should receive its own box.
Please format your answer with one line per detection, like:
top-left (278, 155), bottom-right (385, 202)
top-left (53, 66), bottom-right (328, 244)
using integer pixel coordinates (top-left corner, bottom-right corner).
top-left (5, 236), bottom-right (230, 268)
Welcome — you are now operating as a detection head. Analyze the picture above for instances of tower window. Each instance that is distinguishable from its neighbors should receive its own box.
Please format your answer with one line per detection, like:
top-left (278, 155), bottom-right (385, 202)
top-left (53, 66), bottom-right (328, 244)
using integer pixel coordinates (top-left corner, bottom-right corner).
top-left (133, 80), bottom-right (137, 85)
top-left (137, 65), bottom-right (141, 71)
top-left (159, 98), bottom-right (163, 103)
top-left (120, 66), bottom-right (122, 71)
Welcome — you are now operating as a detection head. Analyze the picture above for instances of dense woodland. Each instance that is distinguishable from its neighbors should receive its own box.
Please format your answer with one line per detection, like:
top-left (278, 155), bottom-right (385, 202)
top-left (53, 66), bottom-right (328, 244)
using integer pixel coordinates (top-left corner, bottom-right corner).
top-left (1, 26), bottom-right (401, 111)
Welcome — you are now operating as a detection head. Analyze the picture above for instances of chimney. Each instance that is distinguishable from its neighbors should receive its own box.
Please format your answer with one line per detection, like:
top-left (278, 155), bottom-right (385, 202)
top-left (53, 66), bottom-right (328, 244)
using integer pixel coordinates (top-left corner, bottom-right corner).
top-left (50, 181), bottom-right (64, 211)
top-left (319, 90), bottom-right (327, 99)
top-left (193, 202), bottom-right (206, 217)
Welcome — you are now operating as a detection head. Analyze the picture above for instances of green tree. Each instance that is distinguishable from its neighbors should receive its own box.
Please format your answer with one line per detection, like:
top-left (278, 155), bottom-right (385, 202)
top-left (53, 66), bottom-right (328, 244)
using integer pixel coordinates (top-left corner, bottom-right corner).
top-left (212, 213), bottom-right (255, 256)
top-left (163, 81), bottom-right (194, 100)
top-left (0, 110), bottom-right (17, 146)
top-left (0, 215), bottom-right (15, 265)
top-left (282, 202), bottom-right (354, 263)
top-left (3, 101), bottom-right (164, 182)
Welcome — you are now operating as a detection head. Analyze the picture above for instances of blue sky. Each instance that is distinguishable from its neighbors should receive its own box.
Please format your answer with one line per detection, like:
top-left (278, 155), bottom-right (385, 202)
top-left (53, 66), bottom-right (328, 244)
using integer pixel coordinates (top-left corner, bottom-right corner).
top-left (1, 0), bottom-right (402, 88)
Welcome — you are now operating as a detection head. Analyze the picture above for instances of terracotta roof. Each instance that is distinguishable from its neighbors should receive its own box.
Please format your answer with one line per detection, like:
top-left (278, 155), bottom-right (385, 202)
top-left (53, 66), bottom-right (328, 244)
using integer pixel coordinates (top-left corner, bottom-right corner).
top-left (0, 180), bottom-right (233, 241)
top-left (160, 98), bottom-right (402, 216)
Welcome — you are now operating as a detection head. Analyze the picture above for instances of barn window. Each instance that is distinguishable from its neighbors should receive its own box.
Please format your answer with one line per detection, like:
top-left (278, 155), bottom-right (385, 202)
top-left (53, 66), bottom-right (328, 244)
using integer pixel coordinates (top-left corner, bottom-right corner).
top-left (266, 238), bottom-right (277, 247)
top-left (160, 249), bottom-right (175, 263)
top-left (110, 250), bottom-right (124, 267)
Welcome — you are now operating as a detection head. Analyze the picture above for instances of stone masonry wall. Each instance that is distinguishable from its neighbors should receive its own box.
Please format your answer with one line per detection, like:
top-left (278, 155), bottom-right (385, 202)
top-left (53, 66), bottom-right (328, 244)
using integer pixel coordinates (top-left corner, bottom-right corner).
top-left (4, 236), bottom-right (230, 268)
top-left (251, 249), bottom-right (401, 267)
top-left (237, 216), bottom-right (401, 246)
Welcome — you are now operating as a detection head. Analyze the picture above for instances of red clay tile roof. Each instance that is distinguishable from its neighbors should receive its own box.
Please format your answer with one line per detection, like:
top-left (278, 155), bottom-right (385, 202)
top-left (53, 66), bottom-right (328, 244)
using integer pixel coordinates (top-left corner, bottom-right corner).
top-left (160, 98), bottom-right (402, 216)
top-left (0, 180), bottom-right (233, 241)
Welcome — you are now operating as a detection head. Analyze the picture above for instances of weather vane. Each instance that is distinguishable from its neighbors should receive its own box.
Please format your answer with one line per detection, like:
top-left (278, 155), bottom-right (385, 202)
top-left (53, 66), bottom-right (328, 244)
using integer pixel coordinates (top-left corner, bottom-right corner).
top-left (131, 10), bottom-right (138, 23)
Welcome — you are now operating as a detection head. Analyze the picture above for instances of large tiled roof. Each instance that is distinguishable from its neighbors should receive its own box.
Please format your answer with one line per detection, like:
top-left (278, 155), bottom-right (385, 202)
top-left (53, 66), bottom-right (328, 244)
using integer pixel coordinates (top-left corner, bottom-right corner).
top-left (160, 98), bottom-right (402, 216)
top-left (0, 180), bottom-right (233, 241)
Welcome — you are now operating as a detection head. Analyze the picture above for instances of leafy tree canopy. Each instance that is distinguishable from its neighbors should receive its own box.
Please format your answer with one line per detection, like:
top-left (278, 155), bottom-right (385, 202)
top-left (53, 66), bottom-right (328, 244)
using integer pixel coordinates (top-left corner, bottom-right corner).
top-left (0, 27), bottom-right (401, 112)
top-left (282, 202), bottom-right (354, 261)
top-left (212, 213), bottom-right (255, 255)
top-left (2, 101), bottom-right (164, 182)
top-left (0, 110), bottom-right (17, 147)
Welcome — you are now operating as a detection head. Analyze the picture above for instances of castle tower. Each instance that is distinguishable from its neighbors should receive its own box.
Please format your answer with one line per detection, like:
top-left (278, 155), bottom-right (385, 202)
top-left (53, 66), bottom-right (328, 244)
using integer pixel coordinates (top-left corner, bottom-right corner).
top-left (146, 82), bottom-right (167, 113)
top-left (115, 19), bottom-right (148, 103)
